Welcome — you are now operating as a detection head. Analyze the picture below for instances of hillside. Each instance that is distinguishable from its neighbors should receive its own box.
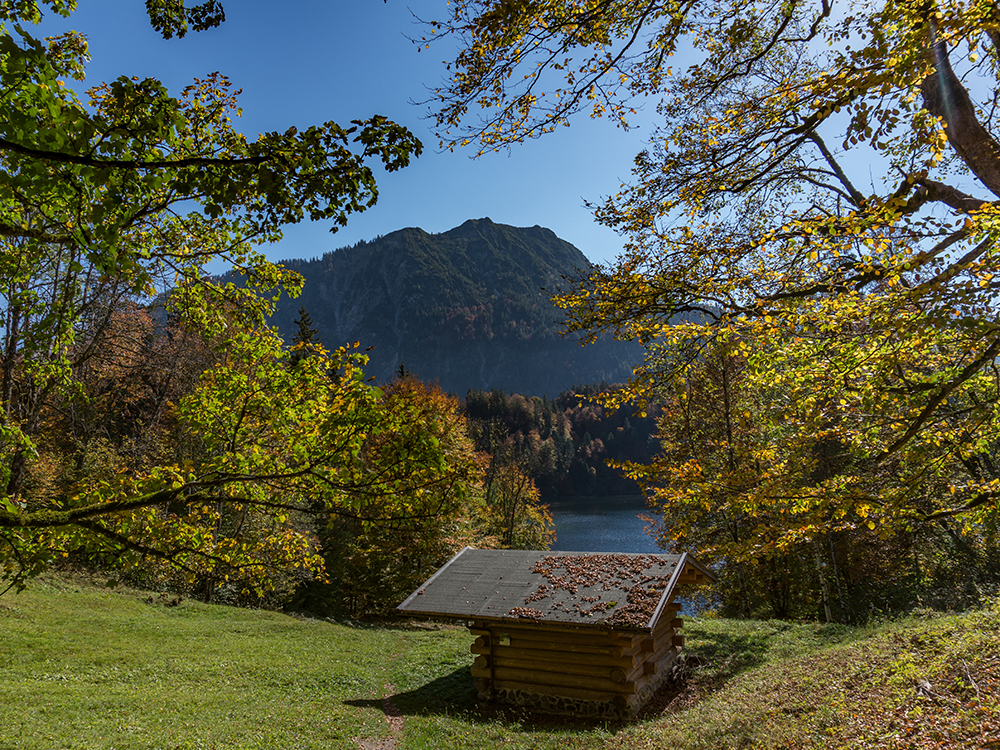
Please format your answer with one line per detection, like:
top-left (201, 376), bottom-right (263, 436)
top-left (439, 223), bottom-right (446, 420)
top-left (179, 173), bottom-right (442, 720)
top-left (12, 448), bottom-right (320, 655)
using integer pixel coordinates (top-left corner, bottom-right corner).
top-left (269, 218), bottom-right (642, 395)
top-left (1, 577), bottom-right (996, 749)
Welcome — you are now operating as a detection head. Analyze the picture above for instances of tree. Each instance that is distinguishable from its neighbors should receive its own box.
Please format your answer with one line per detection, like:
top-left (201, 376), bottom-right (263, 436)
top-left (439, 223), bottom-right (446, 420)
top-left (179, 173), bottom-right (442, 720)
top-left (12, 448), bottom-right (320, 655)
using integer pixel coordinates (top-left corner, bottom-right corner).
top-left (0, 2), bottom-right (423, 590)
top-left (300, 373), bottom-right (483, 616)
top-left (469, 425), bottom-right (555, 549)
top-left (290, 306), bottom-right (321, 368)
top-left (426, 0), bottom-right (1000, 557)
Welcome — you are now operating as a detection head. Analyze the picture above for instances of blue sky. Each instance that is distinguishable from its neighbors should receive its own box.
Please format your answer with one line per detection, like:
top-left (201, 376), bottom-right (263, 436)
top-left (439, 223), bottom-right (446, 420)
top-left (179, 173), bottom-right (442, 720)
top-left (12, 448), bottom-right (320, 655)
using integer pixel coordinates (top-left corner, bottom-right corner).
top-left (37, 1), bottom-right (659, 266)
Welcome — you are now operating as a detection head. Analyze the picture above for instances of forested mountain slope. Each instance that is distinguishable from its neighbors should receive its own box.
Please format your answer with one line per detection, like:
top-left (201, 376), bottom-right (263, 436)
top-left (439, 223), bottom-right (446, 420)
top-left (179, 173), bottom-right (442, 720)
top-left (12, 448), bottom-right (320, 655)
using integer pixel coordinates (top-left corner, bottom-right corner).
top-left (269, 218), bottom-right (641, 395)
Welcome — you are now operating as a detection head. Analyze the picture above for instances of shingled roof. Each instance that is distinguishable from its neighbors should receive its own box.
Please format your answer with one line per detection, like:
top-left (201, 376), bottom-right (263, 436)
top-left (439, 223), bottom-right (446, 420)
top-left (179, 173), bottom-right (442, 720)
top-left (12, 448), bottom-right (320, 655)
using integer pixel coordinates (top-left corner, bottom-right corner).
top-left (398, 547), bottom-right (715, 631)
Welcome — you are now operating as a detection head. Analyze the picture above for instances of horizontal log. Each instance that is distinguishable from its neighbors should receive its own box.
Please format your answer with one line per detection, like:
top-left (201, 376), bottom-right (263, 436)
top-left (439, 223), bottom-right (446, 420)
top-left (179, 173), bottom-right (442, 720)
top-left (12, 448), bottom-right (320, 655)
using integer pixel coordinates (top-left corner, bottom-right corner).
top-left (624, 628), bottom-right (676, 658)
top-left (644, 640), bottom-right (680, 675)
top-left (484, 625), bottom-right (642, 649)
top-left (653, 616), bottom-right (683, 637)
top-left (481, 636), bottom-right (632, 657)
top-left (471, 631), bottom-right (639, 651)
top-left (626, 660), bottom-right (646, 684)
top-left (471, 643), bottom-right (639, 669)
top-left (647, 618), bottom-right (674, 639)
top-left (608, 629), bottom-right (639, 641)
top-left (627, 632), bottom-right (677, 683)
top-left (672, 634), bottom-right (685, 648)
top-left (488, 653), bottom-right (640, 678)
top-left (630, 668), bottom-right (660, 697)
top-left (481, 651), bottom-right (599, 675)
top-left (471, 664), bottom-right (639, 694)
top-left (651, 618), bottom-right (671, 636)
top-left (628, 650), bottom-right (678, 698)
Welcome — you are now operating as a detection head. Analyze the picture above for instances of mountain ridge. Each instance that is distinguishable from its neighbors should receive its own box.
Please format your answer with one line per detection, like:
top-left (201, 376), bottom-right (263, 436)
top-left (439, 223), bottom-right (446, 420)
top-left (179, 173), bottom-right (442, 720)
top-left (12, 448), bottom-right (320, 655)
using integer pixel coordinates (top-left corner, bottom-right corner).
top-left (269, 218), bottom-right (641, 395)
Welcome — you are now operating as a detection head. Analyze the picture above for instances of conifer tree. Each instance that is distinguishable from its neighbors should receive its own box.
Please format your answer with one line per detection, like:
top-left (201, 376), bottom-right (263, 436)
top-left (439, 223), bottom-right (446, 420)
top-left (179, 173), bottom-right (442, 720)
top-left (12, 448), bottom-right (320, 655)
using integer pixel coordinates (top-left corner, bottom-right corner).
top-left (290, 307), bottom-right (320, 367)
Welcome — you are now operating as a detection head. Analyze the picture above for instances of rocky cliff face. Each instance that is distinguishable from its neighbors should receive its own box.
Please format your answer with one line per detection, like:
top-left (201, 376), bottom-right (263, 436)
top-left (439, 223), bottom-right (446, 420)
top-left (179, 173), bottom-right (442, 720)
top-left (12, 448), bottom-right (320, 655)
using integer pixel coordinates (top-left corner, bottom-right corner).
top-left (270, 218), bottom-right (641, 396)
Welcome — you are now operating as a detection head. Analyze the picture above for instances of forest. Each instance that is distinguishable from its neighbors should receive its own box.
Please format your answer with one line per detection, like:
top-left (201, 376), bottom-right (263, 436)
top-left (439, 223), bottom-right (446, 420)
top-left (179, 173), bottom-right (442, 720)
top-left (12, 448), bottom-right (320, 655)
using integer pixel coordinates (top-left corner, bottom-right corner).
top-left (3, 0), bottom-right (1000, 640)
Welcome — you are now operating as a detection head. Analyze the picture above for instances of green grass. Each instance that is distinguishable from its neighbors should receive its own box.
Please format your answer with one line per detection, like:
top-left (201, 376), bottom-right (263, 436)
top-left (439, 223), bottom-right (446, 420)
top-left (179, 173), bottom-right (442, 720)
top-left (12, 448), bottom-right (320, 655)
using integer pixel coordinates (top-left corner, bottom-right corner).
top-left (1, 577), bottom-right (997, 749)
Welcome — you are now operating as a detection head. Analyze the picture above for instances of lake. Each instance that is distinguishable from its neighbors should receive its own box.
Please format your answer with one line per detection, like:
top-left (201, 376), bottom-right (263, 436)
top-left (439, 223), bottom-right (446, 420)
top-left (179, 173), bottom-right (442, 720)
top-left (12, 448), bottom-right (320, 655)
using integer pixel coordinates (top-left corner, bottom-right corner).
top-left (547, 495), bottom-right (661, 553)
top-left (548, 495), bottom-right (713, 615)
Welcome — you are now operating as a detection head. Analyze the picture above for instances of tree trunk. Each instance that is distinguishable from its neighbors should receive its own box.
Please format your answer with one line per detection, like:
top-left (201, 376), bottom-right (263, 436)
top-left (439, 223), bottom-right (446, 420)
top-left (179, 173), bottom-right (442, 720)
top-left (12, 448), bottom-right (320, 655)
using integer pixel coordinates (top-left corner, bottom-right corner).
top-left (813, 539), bottom-right (833, 623)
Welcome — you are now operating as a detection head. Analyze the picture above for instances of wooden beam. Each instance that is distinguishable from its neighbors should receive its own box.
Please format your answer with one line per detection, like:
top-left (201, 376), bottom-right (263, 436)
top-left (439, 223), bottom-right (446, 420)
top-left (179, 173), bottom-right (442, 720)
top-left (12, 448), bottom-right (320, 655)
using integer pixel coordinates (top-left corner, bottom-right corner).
top-left (624, 627), bottom-right (676, 658)
top-left (471, 664), bottom-right (639, 694)
top-left (474, 635), bottom-right (631, 657)
top-left (630, 653), bottom-right (678, 696)
top-left (627, 630), bottom-right (677, 683)
top-left (477, 652), bottom-right (640, 678)
top-left (645, 636), bottom-right (679, 671)
top-left (483, 625), bottom-right (643, 649)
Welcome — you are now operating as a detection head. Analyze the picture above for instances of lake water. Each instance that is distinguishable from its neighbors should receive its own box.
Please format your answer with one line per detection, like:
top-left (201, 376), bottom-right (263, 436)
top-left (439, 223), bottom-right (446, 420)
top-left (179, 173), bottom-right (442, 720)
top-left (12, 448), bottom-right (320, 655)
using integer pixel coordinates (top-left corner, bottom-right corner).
top-left (548, 495), bottom-right (713, 615)
top-left (547, 495), bottom-right (661, 553)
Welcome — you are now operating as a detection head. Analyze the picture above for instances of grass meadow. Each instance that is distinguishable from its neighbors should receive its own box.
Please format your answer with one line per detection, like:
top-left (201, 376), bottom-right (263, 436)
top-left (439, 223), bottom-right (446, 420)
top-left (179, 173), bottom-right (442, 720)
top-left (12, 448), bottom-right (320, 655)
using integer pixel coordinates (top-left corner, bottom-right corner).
top-left (1, 576), bottom-right (996, 749)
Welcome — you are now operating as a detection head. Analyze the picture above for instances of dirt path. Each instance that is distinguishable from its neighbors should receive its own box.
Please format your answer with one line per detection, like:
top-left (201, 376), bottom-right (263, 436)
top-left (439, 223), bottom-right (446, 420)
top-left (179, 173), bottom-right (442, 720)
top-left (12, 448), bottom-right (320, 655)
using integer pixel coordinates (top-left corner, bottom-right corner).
top-left (356, 684), bottom-right (404, 750)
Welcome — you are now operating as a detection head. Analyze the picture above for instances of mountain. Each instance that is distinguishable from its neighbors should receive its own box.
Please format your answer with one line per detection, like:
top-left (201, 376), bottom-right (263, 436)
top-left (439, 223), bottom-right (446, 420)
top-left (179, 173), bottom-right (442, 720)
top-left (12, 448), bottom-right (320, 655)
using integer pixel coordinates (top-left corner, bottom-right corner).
top-left (269, 218), bottom-right (641, 395)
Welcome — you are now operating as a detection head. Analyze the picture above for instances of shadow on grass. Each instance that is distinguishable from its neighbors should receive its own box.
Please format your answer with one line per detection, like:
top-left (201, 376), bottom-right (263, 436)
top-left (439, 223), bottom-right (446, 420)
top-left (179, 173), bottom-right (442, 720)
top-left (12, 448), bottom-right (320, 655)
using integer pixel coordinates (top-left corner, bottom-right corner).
top-left (638, 620), bottom-right (862, 719)
top-left (343, 666), bottom-right (628, 731)
top-left (683, 620), bottom-right (858, 691)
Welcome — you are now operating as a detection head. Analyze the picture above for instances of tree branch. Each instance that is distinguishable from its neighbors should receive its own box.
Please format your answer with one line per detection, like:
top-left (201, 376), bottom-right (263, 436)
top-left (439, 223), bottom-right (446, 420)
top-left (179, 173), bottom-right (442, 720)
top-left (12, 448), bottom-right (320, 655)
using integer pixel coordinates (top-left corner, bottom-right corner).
top-left (921, 29), bottom-right (1000, 198)
top-left (916, 177), bottom-right (993, 213)
top-left (876, 334), bottom-right (1000, 461)
top-left (806, 131), bottom-right (865, 206)
top-left (0, 136), bottom-right (268, 171)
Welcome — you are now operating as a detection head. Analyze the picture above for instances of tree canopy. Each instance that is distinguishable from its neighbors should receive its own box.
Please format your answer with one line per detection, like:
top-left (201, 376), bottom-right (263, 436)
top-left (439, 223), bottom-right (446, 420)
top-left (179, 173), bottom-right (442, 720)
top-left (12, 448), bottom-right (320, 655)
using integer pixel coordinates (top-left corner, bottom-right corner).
top-left (425, 0), bottom-right (1000, 562)
top-left (0, 1), bottom-right (428, 593)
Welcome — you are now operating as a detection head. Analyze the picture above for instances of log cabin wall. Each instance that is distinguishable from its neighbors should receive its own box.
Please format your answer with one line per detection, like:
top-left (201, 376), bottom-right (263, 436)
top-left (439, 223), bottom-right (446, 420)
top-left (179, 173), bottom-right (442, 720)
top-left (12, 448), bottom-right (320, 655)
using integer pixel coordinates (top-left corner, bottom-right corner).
top-left (468, 601), bottom-right (684, 719)
top-left (397, 548), bottom-right (717, 719)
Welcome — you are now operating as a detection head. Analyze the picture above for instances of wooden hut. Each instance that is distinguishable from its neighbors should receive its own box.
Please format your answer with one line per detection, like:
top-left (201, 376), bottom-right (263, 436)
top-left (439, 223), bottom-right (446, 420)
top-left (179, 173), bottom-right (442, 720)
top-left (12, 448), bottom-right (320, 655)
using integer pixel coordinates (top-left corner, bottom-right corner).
top-left (397, 547), bottom-right (715, 719)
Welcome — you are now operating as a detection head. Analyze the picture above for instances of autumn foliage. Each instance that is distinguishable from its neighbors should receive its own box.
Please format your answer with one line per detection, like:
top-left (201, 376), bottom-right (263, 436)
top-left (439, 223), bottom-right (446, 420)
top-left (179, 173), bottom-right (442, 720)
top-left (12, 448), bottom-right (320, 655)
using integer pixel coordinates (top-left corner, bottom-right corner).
top-left (426, 0), bottom-right (1000, 614)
